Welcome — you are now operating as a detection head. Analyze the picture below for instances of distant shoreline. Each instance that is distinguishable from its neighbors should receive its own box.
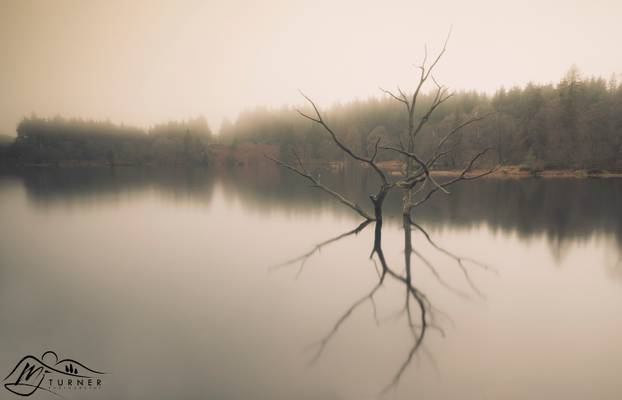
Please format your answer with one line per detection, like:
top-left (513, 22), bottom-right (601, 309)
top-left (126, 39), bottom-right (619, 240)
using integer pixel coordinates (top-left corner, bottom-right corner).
top-left (433, 167), bottom-right (622, 179)
top-left (2, 160), bottom-right (621, 179)
top-left (374, 162), bottom-right (622, 179)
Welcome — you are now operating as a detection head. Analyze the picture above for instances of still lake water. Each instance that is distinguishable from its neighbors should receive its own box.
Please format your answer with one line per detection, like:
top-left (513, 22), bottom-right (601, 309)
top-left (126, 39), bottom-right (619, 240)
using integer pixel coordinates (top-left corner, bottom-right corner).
top-left (1, 167), bottom-right (622, 399)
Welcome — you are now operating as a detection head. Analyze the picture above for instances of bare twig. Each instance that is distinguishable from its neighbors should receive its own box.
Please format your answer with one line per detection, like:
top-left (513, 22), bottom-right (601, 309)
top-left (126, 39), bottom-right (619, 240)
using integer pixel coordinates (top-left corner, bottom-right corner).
top-left (265, 153), bottom-right (374, 220)
top-left (297, 92), bottom-right (389, 186)
top-left (411, 148), bottom-right (497, 208)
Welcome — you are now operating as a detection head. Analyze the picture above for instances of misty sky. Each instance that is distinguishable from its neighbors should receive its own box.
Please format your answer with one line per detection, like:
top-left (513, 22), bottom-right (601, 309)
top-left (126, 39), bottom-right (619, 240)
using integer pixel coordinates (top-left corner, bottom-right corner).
top-left (0, 0), bottom-right (620, 135)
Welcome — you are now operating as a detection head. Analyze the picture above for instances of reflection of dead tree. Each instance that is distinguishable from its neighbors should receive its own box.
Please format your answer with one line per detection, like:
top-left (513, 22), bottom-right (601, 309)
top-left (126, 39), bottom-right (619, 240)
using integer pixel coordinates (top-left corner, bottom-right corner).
top-left (412, 244), bottom-right (471, 299)
top-left (269, 219), bottom-right (372, 278)
top-left (377, 215), bottom-right (431, 394)
top-left (271, 214), bottom-right (493, 394)
top-left (409, 219), bottom-right (498, 299)
top-left (299, 218), bottom-right (444, 394)
top-left (306, 276), bottom-right (385, 365)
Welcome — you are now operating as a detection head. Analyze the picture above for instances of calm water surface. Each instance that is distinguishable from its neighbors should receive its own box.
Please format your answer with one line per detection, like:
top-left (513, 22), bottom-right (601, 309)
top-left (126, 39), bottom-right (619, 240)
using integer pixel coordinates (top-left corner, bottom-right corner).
top-left (1, 167), bottom-right (622, 399)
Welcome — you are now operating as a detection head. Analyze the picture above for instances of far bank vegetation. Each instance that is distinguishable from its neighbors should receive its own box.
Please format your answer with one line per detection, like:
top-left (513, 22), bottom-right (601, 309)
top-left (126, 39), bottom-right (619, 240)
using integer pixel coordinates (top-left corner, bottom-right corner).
top-left (1, 68), bottom-right (621, 175)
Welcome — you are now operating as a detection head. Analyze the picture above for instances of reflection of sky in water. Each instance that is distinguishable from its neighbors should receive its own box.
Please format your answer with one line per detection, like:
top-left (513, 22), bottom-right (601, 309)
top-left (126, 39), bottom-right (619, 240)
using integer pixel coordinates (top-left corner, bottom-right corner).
top-left (0, 168), bottom-right (621, 400)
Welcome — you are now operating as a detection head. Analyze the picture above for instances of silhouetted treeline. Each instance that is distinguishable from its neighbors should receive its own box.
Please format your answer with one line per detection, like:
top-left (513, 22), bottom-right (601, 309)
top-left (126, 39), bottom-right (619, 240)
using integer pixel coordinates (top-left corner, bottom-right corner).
top-left (0, 134), bottom-right (12, 162)
top-left (3, 115), bottom-right (212, 166)
top-left (2, 69), bottom-right (621, 170)
top-left (221, 69), bottom-right (622, 170)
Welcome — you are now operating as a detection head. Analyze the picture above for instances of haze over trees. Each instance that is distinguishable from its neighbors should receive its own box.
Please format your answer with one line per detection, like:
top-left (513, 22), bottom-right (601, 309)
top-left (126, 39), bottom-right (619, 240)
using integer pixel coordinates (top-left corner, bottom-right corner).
top-left (1, 68), bottom-right (621, 171)
top-left (224, 68), bottom-right (622, 171)
top-left (3, 115), bottom-right (212, 166)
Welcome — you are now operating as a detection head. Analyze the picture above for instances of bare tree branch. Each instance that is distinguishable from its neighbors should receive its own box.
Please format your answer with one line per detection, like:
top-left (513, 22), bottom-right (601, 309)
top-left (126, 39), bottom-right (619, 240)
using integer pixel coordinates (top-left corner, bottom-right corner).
top-left (434, 114), bottom-right (489, 153)
top-left (370, 136), bottom-right (382, 162)
top-left (411, 90), bottom-right (453, 141)
top-left (411, 148), bottom-right (497, 208)
top-left (382, 145), bottom-right (450, 194)
top-left (297, 92), bottom-right (389, 186)
top-left (379, 87), bottom-right (409, 108)
top-left (265, 153), bottom-right (374, 220)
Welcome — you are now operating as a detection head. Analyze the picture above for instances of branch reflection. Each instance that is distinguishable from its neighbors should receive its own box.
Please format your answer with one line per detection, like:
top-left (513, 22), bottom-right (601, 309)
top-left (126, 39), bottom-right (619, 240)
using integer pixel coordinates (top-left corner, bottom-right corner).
top-left (273, 215), bottom-right (495, 394)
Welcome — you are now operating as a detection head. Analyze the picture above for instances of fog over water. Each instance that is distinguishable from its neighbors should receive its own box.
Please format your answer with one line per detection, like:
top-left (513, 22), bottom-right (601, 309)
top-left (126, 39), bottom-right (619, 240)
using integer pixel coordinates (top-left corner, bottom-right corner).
top-left (1, 167), bottom-right (622, 399)
top-left (2, 1), bottom-right (621, 398)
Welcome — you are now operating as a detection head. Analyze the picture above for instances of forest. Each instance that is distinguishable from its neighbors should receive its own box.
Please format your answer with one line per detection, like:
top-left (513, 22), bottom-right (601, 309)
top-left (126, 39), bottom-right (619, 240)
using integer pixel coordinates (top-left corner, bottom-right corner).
top-left (221, 68), bottom-right (622, 171)
top-left (0, 116), bottom-right (212, 166)
top-left (1, 69), bottom-right (621, 171)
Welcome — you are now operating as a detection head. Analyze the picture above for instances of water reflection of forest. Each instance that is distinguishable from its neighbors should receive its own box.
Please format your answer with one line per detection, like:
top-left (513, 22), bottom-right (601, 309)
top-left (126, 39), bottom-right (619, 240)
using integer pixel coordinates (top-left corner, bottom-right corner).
top-left (4, 166), bottom-right (622, 247)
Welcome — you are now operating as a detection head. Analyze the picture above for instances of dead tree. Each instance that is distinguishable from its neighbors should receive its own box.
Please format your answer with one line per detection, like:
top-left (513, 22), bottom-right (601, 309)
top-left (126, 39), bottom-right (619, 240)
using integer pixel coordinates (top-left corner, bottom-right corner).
top-left (268, 31), bottom-right (497, 224)
top-left (268, 32), bottom-right (501, 393)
